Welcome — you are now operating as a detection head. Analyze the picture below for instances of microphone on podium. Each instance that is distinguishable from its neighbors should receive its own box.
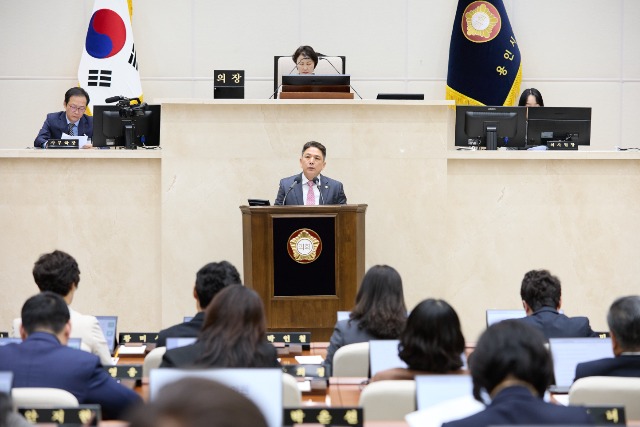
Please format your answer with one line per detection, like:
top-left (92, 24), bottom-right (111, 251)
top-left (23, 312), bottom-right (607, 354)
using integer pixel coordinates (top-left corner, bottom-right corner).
top-left (281, 177), bottom-right (300, 205)
top-left (313, 177), bottom-right (325, 205)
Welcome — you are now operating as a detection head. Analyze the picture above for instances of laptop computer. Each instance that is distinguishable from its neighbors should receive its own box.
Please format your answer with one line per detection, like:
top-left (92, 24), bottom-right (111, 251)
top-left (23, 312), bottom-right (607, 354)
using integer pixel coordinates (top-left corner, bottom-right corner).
top-left (485, 309), bottom-right (526, 327)
top-left (166, 337), bottom-right (197, 350)
top-left (96, 315), bottom-right (118, 355)
top-left (415, 374), bottom-right (473, 409)
top-left (0, 338), bottom-right (22, 346)
top-left (369, 340), bottom-right (407, 377)
top-left (0, 371), bottom-right (13, 394)
top-left (548, 337), bottom-right (614, 393)
top-left (336, 311), bottom-right (350, 322)
top-left (150, 368), bottom-right (283, 427)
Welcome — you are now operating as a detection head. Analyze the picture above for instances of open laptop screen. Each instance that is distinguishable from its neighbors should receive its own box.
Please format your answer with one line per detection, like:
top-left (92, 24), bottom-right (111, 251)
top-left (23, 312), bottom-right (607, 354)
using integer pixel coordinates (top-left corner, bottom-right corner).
top-left (0, 371), bottom-right (13, 394)
top-left (166, 337), bottom-right (197, 350)
top-left (485, 309), bottom-right (526, 327)
top-left (369, 340), bottom-right (407, 377)
top-left (150, 368), bottom-right (282, 427)
top-left (96, 315), bottom-right (118, 355)
top-left (548, 337), bottom-right (613, 390)
top-left (416, 374), bottom-right (473, 410)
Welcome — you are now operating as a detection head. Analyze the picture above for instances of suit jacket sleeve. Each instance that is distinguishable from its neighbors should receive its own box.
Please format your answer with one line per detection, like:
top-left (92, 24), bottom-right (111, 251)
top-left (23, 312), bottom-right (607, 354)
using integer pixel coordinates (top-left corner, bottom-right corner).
top-left (34, 114), bottom-right (55, 148)
top-left (335, 181), bottom-right (347, 204)
top-left (274, 179), bottom-right (286, 205)
top-left (85, 360), bottom-right (142, 419)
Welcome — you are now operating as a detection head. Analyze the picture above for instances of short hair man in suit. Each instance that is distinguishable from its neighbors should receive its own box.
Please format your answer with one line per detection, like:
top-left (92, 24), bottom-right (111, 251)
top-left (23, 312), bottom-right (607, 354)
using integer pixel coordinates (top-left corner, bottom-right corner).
top-left (34, 87), bottom-right (93, 148)
top-left (12, 250), bottom-right (112, 365)
top-left (517, 269), bottom-right (598, 339)
top-left (274, 141), bottom-right (347, 205)
top-left (156, 261), bottom-right (241, 347)
top-left (575, 295), bottom-right (640, 380)
top-left (0, 292), bottom-right (141, 419)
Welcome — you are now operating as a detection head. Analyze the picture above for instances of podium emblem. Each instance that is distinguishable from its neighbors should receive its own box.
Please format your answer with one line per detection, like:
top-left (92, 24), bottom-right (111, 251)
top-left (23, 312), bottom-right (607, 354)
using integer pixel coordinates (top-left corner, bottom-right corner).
top-left (288, 228), bottom-right (322, 264)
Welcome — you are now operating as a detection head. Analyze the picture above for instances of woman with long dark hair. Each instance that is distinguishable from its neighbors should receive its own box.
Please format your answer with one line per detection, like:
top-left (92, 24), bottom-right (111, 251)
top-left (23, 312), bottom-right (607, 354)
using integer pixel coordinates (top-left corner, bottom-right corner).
top-left (372, 298), bottom-right (466, 381)
top-left (324, 265), bottom-right (407, 374)
top-left (161, 285), bottom-right (279, 368)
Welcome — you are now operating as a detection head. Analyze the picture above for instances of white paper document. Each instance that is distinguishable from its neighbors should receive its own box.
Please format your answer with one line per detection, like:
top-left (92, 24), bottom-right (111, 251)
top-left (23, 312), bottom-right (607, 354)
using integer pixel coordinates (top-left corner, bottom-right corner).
top-left (62, 132), bottom-right (90, 148)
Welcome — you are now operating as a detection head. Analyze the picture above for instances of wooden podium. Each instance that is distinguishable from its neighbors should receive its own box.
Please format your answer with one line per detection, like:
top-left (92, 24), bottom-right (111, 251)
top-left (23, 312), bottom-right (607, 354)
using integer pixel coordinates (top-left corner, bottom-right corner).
top-left (279, 84), bottom-right (354, 99)
top-left (240, 204), bottom-right (367, 341)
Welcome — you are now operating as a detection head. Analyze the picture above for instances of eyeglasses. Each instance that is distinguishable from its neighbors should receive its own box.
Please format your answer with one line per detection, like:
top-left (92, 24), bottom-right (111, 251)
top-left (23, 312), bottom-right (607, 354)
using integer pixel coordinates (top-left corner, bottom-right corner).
top-left (67, 105), bottom-right (86, 113)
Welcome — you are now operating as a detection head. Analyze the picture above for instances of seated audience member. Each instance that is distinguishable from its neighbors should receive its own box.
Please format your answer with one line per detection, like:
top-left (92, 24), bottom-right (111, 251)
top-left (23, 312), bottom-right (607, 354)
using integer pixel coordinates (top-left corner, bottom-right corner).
top-left (442, 320), bottom-right (593, 427)
top-left (160, 285), bottom-right (279, 368)
top-left (0, 392), bottom-right (31, 427)
top-left (324, 265), bottom-right (407, 374)
top-left (127, 377), bottom-right (268, 427)
top-left (575, 295), bottom-right (640, 380)
top-left (0, 292), bottom-right (141, 419)
top-left (11, 250), bottom-right (112, 365)
top-left (34, 87), bottom-right (93, 149)
top-left (518, 88), bottom-right (544, 107)
top-left (292, 45), bottom-right (319, 75)
top-left (372, 298), bottom-right (466, 381)
top-left (517, 269), bottom-right (598, 339)
top-left (156, 261), bottom-right (241, 347)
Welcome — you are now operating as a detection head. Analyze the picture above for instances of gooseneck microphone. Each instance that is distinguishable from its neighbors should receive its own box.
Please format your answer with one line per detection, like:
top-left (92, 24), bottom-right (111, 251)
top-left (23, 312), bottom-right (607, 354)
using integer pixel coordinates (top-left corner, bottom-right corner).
top-left (318, 57), bottom-right (363, 100)
top-left (313, 177), bottom-right (325, 205)
top-left (282, 177), bottom-right (300, 205)
top-left (269, 64), bottom-right (298, 99)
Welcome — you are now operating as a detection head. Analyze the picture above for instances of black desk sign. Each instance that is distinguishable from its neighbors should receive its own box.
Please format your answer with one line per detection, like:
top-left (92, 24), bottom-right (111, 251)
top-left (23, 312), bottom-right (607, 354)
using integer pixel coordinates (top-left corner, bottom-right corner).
top-left (47, 138), bottom-right (79, 149)
top-left (282, 364), bottom-right (327, 379)
top-left (19, 405), bottom-right (101, 425)
top-left (0, 332), bottom-right (7, 338)
top-left (547, 140), bottom-right (578, 150)
top-left (214, 69), bottom-right (244, 99)
top-left (104, 364), bottom-right (143, 380)
top-left (119, 332), bottom-right (159, 344)
top-left (284, 408), bottom-right (362, 426)
top-left (586, 406), bottom-right (625, 425)
top-left (267, 332), bottom-right (311, 350)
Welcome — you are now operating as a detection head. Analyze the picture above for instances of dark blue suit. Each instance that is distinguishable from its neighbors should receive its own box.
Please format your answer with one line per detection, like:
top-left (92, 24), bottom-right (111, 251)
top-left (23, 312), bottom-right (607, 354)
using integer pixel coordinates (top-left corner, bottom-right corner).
top-left (442, 386), bottom-right (593, 427)
top-left (156, 311), bottom-right (205, 348)
top-left (0, 332), bottom-right (141, 419)
top-left (34, 111), bottom-right (93, 148)
top-left (517, 307), bottom-right (598, 339)
top-left (274, 173), bottom-right (347, 205)
top-left (575, 355), bottom-right (640, 380)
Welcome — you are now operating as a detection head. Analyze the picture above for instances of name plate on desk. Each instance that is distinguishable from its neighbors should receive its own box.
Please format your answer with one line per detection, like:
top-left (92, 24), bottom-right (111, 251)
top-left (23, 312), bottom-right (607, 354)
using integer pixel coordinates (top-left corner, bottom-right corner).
top-left (267, 332), bottom-right (311, 349)
top-left (19, 405), bottom-right (101, 425)
top-left (214, 69), bottom-right (244, 99)
top-left (47, 138), bottom-right (79, 149)
top-left (284, 408), bottom-right (362, 426)
top-left (104, 364), bottom-right (143, 380)
top-left (586, 406), bottom-right (625, 425)
top-left (282, 364), bottom-right (327, 379)
top-left (119, 332), bottom-right (158, 344)
top-left (547, 141), bottom-right (578, 150)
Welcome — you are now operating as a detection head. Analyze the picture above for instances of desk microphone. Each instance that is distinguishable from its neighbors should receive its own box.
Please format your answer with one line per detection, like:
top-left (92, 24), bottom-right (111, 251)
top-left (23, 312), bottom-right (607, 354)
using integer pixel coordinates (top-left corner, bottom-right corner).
top-left (313, 177), bottom-right (325, 205)
top-left (282, 177), bottom-right (300, 205)
top-left (269, 64), bottom-right (298, 99)
top-left (318, 57), bottom-right (363, 100)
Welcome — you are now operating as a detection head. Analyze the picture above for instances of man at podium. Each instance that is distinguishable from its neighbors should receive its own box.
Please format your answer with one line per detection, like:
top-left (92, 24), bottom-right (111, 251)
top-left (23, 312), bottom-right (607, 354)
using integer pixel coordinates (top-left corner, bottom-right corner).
top-left (275, 141), bottom-right (347, 205)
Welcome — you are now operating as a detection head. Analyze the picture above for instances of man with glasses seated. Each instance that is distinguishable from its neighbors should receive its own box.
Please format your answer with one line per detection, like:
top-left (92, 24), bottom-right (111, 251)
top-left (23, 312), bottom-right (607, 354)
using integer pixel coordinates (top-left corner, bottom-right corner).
top-left (34, 87), bottom-right (93, 148)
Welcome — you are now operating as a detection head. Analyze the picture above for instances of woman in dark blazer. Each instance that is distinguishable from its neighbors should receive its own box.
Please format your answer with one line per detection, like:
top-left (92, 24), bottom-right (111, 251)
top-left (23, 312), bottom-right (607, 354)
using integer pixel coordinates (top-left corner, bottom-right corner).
top-left (161, 285), bottom-right (279, 368)
top-left (324, 265), bottom-right (407, 374)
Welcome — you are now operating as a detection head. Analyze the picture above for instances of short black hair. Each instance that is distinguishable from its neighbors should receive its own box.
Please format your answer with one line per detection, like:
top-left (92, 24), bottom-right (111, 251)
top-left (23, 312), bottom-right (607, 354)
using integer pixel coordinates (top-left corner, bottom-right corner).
top-left (301, 141), bottom-right (326, 159)
top-left (32, 250), bottom-right (80, 296)
top-left (292, 45), bottom-right (319, 68)
top-left (518, 88), bottom-right (544, 107)
top-left (520, 269), bottom-right (561, 312)
top-left (195, 261), bottom-right (241, 308)
top-left (64, 87), bottom-right (90, 106)
top-left (607, 295), bottom-right (640, 351)
top-left (21, 291), bottom-right (70, 335)
top-left (469, 320), bottom-right (553, 400)
top-left (398, 299), bottom-right (465, 373)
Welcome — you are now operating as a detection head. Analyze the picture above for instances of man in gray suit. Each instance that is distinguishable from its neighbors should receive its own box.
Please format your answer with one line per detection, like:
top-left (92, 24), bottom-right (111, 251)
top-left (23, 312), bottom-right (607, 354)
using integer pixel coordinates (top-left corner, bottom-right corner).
top-left (275, 141), bottom-right (347, 205)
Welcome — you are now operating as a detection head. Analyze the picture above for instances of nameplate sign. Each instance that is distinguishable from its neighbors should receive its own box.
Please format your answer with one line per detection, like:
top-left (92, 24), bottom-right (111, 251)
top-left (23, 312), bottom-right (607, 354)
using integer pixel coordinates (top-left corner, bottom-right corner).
top-left (19, 405), bottom-right (101, 425)
top-left (104, 364), bottom-right (143, 380)
top-left (47, 138), bottom-right (79, 149)
top-left (267, 332), bottom-right (311, 348)
top-left (282, 364), bottom-right (327, 379)
top-left (283, 408), bottom-right (362, 426)
top-left (214, 69), bottom-right (244, 99)
top-left (547, 141), bottom-right (578, 150)
top-left (119, 332), bottom-right (158, 344)
top-left (586, 406), bottom-right (626, 425)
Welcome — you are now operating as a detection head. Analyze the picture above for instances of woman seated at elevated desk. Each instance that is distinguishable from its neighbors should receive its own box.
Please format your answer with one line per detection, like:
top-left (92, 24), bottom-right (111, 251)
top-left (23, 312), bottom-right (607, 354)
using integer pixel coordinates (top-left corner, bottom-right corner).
top-left (292, 45), bottom-right (319, 75)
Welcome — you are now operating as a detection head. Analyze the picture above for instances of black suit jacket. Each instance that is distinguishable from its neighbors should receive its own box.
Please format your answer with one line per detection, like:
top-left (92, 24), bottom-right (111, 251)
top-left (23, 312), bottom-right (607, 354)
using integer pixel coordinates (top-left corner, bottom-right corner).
top-left (156, 311), bottom-right (205, 348)
top-left (274, 173), bottom-right (347, 205)
top-left (575, 355), bottom-right (640, 380)
top-left (160, 340), bottom-right (280, 368)
top-left (34, 111), bottom-right (93, 148)
top-left (517, 307), bottom-right (598, 339)
top-left (442, 386), bottom-right (593, 427)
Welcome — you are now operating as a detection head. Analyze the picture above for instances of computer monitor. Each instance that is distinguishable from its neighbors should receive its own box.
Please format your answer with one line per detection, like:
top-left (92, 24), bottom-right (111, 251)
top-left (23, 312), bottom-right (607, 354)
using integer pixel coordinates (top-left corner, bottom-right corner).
top-left (92, 104), bottom-right (161, 148)
top-left (455, 106), bottom-right (527, 150)
top-left (526, 107), bottom-right (591, 147)
top-left (281, 74), bottom-right (350, 86)
top-left (96, 315), bottom-right (118, 355)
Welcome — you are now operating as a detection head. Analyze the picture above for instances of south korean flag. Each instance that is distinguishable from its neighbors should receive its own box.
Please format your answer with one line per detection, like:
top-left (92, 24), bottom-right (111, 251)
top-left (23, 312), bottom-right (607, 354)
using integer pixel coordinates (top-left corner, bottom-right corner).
top-left (78, 0), bottom-right (143, 114)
